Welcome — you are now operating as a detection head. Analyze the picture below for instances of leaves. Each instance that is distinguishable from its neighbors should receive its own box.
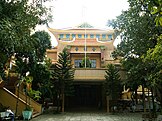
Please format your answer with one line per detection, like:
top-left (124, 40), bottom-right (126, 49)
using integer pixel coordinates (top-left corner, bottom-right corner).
top-left (104, 64), bottom-right (122, 100)
top-left (0, 0), bottom-right (48, 80)
top-left (52, 47), bottom-right (75, 96)
top-left (108, 0), bottom-right (162, 105)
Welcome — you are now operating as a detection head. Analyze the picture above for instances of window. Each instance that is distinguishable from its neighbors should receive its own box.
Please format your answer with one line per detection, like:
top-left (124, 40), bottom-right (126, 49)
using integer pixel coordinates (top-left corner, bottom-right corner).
top-left (91, 59), bottom-right (96, 68)
top-left (72, 34), bottom-right (76, 38)
top-left (96, 34), bottom-right (100, 38)
top-left (59, 34), bottom-right (64, 38)
top-left (78, 34), bottom-right (82, 38)
top-left (102, 34), bottom-right (106, 39)
top-left (90, 34), bottom-right (94, 38)
top-left (66, 34), bottom-right (70, 39)
top-left (108, 35), bottom-right (112, 40)
top-left (84, 34), bottom-right (88, 38)
top-left (74, 60), bottom-right (82, 68)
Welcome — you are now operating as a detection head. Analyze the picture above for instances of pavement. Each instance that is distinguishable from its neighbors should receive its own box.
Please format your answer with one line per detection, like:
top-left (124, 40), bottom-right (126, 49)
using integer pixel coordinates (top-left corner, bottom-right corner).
top-left (30, 111), bottom-right (142, 121)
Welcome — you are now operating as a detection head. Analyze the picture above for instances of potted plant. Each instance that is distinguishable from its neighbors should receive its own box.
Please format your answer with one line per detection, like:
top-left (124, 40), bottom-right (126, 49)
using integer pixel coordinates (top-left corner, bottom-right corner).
top-left (22, 75), bottom-right (33, 120)
top-left (22, 106), bottom-right (33, 120)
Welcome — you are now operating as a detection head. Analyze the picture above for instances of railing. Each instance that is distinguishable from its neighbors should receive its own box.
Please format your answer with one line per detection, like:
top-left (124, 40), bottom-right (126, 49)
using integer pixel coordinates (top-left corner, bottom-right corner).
top-left (0, 87), bottom-right (42, 116)
top-left (74, 68), bottom-right (126, 81)
top-left (15, 88), bottom-right (42, 114)
top-left (0, 87), bottom-right (26, 116)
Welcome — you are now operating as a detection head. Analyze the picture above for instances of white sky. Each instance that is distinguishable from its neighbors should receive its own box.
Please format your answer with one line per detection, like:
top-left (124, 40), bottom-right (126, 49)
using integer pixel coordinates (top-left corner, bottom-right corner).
top-left (36, 0), bottom-right (129, 46)
top-left (45, 0), bottom-right (129, 29)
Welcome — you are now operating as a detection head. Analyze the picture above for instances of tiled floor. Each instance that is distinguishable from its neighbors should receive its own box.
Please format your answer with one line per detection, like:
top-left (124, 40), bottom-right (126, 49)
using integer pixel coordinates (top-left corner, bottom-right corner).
top-left (30, 112), bottom-right (142, 121)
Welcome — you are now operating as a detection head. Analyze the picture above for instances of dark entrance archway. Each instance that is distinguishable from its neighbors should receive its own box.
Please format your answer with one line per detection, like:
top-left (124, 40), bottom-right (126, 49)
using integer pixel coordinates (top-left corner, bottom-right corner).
top-left (67, 82), bottom-right (103, 111)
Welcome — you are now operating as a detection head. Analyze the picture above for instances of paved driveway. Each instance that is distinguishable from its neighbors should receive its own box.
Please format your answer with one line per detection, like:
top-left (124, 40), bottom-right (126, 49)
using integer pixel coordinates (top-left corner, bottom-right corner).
top-left (31, 112), bottom-right (142, 121)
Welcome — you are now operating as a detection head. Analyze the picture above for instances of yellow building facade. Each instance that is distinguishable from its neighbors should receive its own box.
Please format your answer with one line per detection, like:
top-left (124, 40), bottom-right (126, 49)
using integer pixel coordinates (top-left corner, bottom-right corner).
top-left (47, 24), bottom-right (124, 109)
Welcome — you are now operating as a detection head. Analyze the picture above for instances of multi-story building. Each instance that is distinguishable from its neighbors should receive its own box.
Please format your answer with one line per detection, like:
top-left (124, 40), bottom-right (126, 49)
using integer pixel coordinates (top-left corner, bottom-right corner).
top-left (47, 23), bottom-right (125, 109)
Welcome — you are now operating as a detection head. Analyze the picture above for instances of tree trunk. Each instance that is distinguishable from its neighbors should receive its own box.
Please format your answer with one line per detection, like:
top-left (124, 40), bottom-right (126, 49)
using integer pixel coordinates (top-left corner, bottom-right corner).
top-left (148, 89), bottom-right (151, 113)
top-left (56, 93), bottom-right (60, 112)
top-left (106, 96), bottom-right (110, 113)
top-left (151, 87), bottom-right (156, 114)
top-left (61, 93), bottom-right (65, 112)
top-left (135, 88), bottom-right (138, 104)
top-left (142, 84), bottom-right (146, 112)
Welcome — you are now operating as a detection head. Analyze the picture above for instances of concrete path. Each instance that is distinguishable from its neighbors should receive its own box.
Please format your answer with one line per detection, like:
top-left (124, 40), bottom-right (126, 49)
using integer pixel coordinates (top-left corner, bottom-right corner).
top-left (30, 112), bottom-right (142, 121)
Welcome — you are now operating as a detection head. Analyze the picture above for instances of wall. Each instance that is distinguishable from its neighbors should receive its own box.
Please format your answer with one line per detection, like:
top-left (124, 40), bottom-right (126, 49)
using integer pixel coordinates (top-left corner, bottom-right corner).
top-left (0, 88), bottom-right (26, 116)
top-left (0, 87), bottom-right (42, 116)
top-left (74, 68), bottom-right (126, 81)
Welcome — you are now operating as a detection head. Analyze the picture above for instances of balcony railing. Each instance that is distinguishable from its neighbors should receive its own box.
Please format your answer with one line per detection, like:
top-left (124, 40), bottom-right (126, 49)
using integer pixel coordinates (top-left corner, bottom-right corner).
top-left (74, 68), bottom-right (125, 81)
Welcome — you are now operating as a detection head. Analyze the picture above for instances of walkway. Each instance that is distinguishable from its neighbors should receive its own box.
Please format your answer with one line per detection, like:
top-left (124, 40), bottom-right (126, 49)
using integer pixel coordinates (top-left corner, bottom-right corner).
top-left (30, 112), bottom-right (142, 121)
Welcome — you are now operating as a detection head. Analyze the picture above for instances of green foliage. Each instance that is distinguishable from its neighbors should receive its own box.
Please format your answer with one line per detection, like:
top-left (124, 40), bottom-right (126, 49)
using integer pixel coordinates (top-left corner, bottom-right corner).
top-left (108, 0), bottom-right (162, 109)
top-left (104, 64), bottom-right (122, 100)
top-left (52, 47), bottom-right (75, 112)
top-left (24, 76), bottom-right (33, 84)
top-left (0, 0), bottom-right (51, 80)
top-left (145, 35), bottom-right (162, 65)
top-left (24, 105), bottom-right (32, 111)
top-left (81, 57), bottom-right (91, 68)
top-left (30, 58), bottom-right (52, 101)
top-left (52, 47), bottom-right (75, 96)
top-left (31, 31), bottom-right (51, 61)
top-left (28, 89), bottom-right (41, 101)
top-left (144, 0), bottom-right (162, 26)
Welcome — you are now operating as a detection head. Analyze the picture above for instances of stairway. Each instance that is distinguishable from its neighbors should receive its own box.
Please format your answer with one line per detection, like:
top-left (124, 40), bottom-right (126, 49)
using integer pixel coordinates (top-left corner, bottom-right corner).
top-left (0, 87), bottom-right (42, 117)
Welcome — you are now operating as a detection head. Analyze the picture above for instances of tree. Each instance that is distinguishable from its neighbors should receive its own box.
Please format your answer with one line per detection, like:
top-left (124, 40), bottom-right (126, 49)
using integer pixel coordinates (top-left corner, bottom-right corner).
top-left (0, 0), bottom-right (45, 81)
top-left (30, 58), bottom-right (52, 105)
top-left (31, 31), bottom-right (51, 61)
top-left (81, 56), bottom-right (91, 68)
top-left (52, 47), bottom-right (75, 112)
top-left (105, 64), bottom-right (122, 100)
top-left (15, 30), bottom-right (51, 84)
top-left (108, 0), bottom-right (161, 113)
top-left (143, 0), bottom-right (162, 112)
top-left (143, 0), bottom-right (162, 26)
top-left (104, 64), bottom-right (122, 112)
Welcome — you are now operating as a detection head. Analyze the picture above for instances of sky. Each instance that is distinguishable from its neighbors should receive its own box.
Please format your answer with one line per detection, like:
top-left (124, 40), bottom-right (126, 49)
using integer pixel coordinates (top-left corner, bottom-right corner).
top-left (36, 0), bottom-right (129, 46)
top-left (45, 0), bottom-right (129, 29)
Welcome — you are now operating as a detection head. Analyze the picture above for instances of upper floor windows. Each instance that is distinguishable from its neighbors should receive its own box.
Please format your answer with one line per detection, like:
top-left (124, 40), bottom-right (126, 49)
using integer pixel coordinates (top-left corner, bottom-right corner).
top-left (96, 34), bottom-right (100, 38)
top-left (91, 59), bottom-right (96, 68)
top-left (108, 35), bottom-right (112, 40)
top-left (78, 34), bottom-right (82, 38)
top-left (72, 34), bottom-right (76, 38)
top-left (74, 59), bottom-right (96, 68)
top-left (58, 34), bottom-right (113, 40)
top-left (66, 34), bottom-right (70, 39)
top-left (102, 34), bottom-right (106, 39)
top-left (74, 60), bottom-right (82, 68)
top-left (84, 34), bottom-right (88, 38)
top-left (90, 34), bottom-right (94, 38)
top-left (59, 34), bottom-right (64, 39)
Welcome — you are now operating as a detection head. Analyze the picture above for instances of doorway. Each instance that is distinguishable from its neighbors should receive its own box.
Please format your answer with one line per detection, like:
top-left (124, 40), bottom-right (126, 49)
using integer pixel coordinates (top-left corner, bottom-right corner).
top-left (68, 83), bottom-right (103, 111)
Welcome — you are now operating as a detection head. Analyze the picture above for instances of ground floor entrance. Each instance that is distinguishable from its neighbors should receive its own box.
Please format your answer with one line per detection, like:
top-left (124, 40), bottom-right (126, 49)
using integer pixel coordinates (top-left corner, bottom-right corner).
top-left (66, 82), bottom-right (105, 111)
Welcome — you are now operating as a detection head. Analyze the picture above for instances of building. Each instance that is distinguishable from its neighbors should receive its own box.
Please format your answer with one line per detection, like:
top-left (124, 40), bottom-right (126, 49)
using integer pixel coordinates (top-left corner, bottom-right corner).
top-left (47, 23), bottom-right (125, 109)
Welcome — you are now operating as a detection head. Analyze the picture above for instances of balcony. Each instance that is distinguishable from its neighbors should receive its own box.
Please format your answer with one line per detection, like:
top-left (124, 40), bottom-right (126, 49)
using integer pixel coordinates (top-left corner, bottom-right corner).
top-left (74, 68), bottom-right (125, 81)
